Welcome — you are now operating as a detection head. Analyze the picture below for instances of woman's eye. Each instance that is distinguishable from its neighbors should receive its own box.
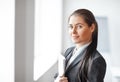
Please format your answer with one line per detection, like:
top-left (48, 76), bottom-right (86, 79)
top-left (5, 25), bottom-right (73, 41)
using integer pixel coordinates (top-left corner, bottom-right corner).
top-left (77, 25), bottom-right (82, 29)
top-left (68, 25), bottom-right (73, 29)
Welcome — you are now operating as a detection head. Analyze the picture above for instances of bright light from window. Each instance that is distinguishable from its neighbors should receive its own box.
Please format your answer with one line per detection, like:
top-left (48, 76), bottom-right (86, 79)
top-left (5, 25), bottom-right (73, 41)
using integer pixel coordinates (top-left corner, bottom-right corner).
top-left (34, 0), bottom-right (62, 80)
top-left (0, 0), bottom-right (15, 82)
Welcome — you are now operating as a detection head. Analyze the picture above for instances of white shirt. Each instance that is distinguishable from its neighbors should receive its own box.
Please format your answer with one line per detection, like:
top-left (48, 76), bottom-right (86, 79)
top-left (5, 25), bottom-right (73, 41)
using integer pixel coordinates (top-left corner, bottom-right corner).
top-left (66, 42), bottom-right (90, 69)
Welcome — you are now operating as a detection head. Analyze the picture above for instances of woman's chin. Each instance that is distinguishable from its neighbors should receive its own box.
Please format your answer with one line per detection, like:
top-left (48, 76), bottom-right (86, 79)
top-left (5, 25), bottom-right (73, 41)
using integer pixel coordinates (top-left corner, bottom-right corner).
top-left (72, 40), bottom-right (79, 44)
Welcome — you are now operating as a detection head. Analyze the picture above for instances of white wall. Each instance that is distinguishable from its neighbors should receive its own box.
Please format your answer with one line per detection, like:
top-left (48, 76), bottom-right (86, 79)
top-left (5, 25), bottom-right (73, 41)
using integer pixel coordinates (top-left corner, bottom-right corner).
top-left (0, 0), bottom-right (15, 82)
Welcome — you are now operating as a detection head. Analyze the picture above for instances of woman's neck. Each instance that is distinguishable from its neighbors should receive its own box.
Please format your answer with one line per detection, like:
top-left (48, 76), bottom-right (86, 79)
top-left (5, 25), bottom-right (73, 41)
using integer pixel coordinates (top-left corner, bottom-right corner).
top-left (75, 41), bottom-right (91, 49)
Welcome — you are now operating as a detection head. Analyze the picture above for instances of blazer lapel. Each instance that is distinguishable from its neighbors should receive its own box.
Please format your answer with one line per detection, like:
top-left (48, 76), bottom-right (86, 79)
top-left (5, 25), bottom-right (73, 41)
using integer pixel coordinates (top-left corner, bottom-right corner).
top-left (65, 47), bottom-right (74, 69)
top-left (65, 49), bottom-right (86, 72)
top-left (65, 50), bottom-right (73, 69)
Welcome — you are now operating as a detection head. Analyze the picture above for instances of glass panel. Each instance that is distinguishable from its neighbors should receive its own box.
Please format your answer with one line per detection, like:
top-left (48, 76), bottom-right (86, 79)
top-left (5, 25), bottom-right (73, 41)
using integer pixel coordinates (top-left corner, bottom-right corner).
top-left (34, 0), bottom-right (62, 81)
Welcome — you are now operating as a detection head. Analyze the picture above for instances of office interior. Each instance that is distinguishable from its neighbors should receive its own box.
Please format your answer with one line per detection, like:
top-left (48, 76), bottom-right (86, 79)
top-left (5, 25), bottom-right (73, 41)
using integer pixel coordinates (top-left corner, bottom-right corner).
top-left (0, 0), bottom-right (120, 82)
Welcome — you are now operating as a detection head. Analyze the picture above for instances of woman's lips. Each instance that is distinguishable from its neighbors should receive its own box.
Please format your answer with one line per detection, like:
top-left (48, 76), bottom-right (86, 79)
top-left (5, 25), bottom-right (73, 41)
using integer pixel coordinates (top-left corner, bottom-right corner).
top-left (72, 36), bottom-right (79, 39)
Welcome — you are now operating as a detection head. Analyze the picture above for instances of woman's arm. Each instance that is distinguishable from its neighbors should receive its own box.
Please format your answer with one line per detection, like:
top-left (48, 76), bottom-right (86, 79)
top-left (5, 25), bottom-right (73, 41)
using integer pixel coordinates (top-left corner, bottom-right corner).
top-left (88, 56), bottom-right (106, 82)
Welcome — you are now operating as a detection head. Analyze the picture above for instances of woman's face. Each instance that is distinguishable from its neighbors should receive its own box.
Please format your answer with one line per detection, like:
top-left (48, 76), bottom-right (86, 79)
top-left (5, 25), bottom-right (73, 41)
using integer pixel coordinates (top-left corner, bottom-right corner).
top-left (68, 15), bottom-right (95, 46)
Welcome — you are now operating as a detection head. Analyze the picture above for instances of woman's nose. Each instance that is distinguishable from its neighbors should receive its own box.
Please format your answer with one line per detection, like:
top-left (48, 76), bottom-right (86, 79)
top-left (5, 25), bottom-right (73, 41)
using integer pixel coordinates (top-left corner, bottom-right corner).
top-left (72, 27), bottom-right (77, 34)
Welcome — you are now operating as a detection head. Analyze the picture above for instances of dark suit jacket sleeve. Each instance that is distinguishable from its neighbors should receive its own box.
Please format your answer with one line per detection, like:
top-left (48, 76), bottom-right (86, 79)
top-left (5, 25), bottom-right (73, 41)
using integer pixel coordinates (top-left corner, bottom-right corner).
top-left (88, 56), bottom-right (106, 82)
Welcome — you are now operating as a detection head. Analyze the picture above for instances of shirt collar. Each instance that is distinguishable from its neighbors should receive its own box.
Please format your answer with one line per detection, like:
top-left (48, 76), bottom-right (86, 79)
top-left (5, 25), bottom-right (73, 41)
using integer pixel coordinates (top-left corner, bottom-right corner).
top-left (73, 42), bottom-right (91, 56)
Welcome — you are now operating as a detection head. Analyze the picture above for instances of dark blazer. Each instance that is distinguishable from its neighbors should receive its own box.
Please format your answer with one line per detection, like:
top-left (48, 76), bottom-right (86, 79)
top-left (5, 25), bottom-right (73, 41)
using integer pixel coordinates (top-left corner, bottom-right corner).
top-left (64, 47), bottom-right (106, 82)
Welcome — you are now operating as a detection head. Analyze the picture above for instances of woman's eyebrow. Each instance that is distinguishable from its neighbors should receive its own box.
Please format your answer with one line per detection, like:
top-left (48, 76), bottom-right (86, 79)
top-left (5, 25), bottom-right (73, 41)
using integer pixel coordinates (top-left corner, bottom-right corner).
top-left (75, 23), bottom-right (83, 25)
top-left (69, 23), bottom-right (83, 25)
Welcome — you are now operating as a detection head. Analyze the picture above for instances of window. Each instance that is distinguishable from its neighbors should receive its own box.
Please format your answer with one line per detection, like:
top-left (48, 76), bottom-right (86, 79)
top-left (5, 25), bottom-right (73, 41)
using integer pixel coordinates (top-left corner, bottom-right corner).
top-left (0, 0), bottom-right (15, 82)
top-left (96, 17), bottom-right (110, 53)
top-left (34, 0), bottom-right (63, 80)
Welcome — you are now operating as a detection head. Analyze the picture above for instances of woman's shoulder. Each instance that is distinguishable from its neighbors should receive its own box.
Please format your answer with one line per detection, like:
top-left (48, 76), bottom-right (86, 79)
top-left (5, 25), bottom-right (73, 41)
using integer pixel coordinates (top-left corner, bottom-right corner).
top-left (92, 50), bottom-right (106, 64)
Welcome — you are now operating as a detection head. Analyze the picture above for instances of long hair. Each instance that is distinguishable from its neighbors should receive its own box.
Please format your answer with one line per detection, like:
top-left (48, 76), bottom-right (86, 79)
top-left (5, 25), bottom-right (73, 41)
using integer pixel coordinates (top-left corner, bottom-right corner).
top-left (68, 9), bottom-right (98, 81)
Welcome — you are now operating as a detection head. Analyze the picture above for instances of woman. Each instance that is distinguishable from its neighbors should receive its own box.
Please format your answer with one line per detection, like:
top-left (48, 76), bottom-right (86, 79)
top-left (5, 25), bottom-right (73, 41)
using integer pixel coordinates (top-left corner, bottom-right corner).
top-left (54, 9), bottom-right (106, 82)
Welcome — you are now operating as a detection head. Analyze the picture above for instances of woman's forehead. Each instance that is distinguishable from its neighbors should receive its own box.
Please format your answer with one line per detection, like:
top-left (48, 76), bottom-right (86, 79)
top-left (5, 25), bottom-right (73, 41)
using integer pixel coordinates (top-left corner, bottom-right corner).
top-left (69, 15), bottom-right (86, 25)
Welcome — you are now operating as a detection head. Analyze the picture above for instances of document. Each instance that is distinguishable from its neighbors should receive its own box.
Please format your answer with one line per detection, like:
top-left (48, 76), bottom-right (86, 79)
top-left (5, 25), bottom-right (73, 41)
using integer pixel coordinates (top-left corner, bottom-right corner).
top-left (58, 54), bottom-right (66, 76)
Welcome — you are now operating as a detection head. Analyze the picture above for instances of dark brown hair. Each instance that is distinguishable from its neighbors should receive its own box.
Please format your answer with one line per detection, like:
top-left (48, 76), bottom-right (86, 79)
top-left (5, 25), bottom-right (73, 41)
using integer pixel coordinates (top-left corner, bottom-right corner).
top-left (69, 9), bottom-right (98, 81)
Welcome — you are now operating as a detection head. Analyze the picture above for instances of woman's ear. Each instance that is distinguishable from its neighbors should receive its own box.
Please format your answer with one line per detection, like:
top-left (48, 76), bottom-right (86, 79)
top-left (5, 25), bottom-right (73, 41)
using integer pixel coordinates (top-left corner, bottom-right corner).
top-left (90, 24), bottom-right (95, 32)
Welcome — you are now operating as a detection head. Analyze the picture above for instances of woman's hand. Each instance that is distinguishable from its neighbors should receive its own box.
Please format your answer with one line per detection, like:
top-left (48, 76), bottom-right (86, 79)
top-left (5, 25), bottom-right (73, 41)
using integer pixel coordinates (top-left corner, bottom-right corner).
top-left (54, 76), bottom-right (68, 82)
top-left (59, 76), bottom-right (68, 82)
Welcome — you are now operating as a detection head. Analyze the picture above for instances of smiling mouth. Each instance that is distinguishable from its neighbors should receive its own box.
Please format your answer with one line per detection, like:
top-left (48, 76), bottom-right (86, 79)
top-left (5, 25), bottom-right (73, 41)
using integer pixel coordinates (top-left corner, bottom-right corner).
top-left (72, 36), bottom-right (79, 39)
